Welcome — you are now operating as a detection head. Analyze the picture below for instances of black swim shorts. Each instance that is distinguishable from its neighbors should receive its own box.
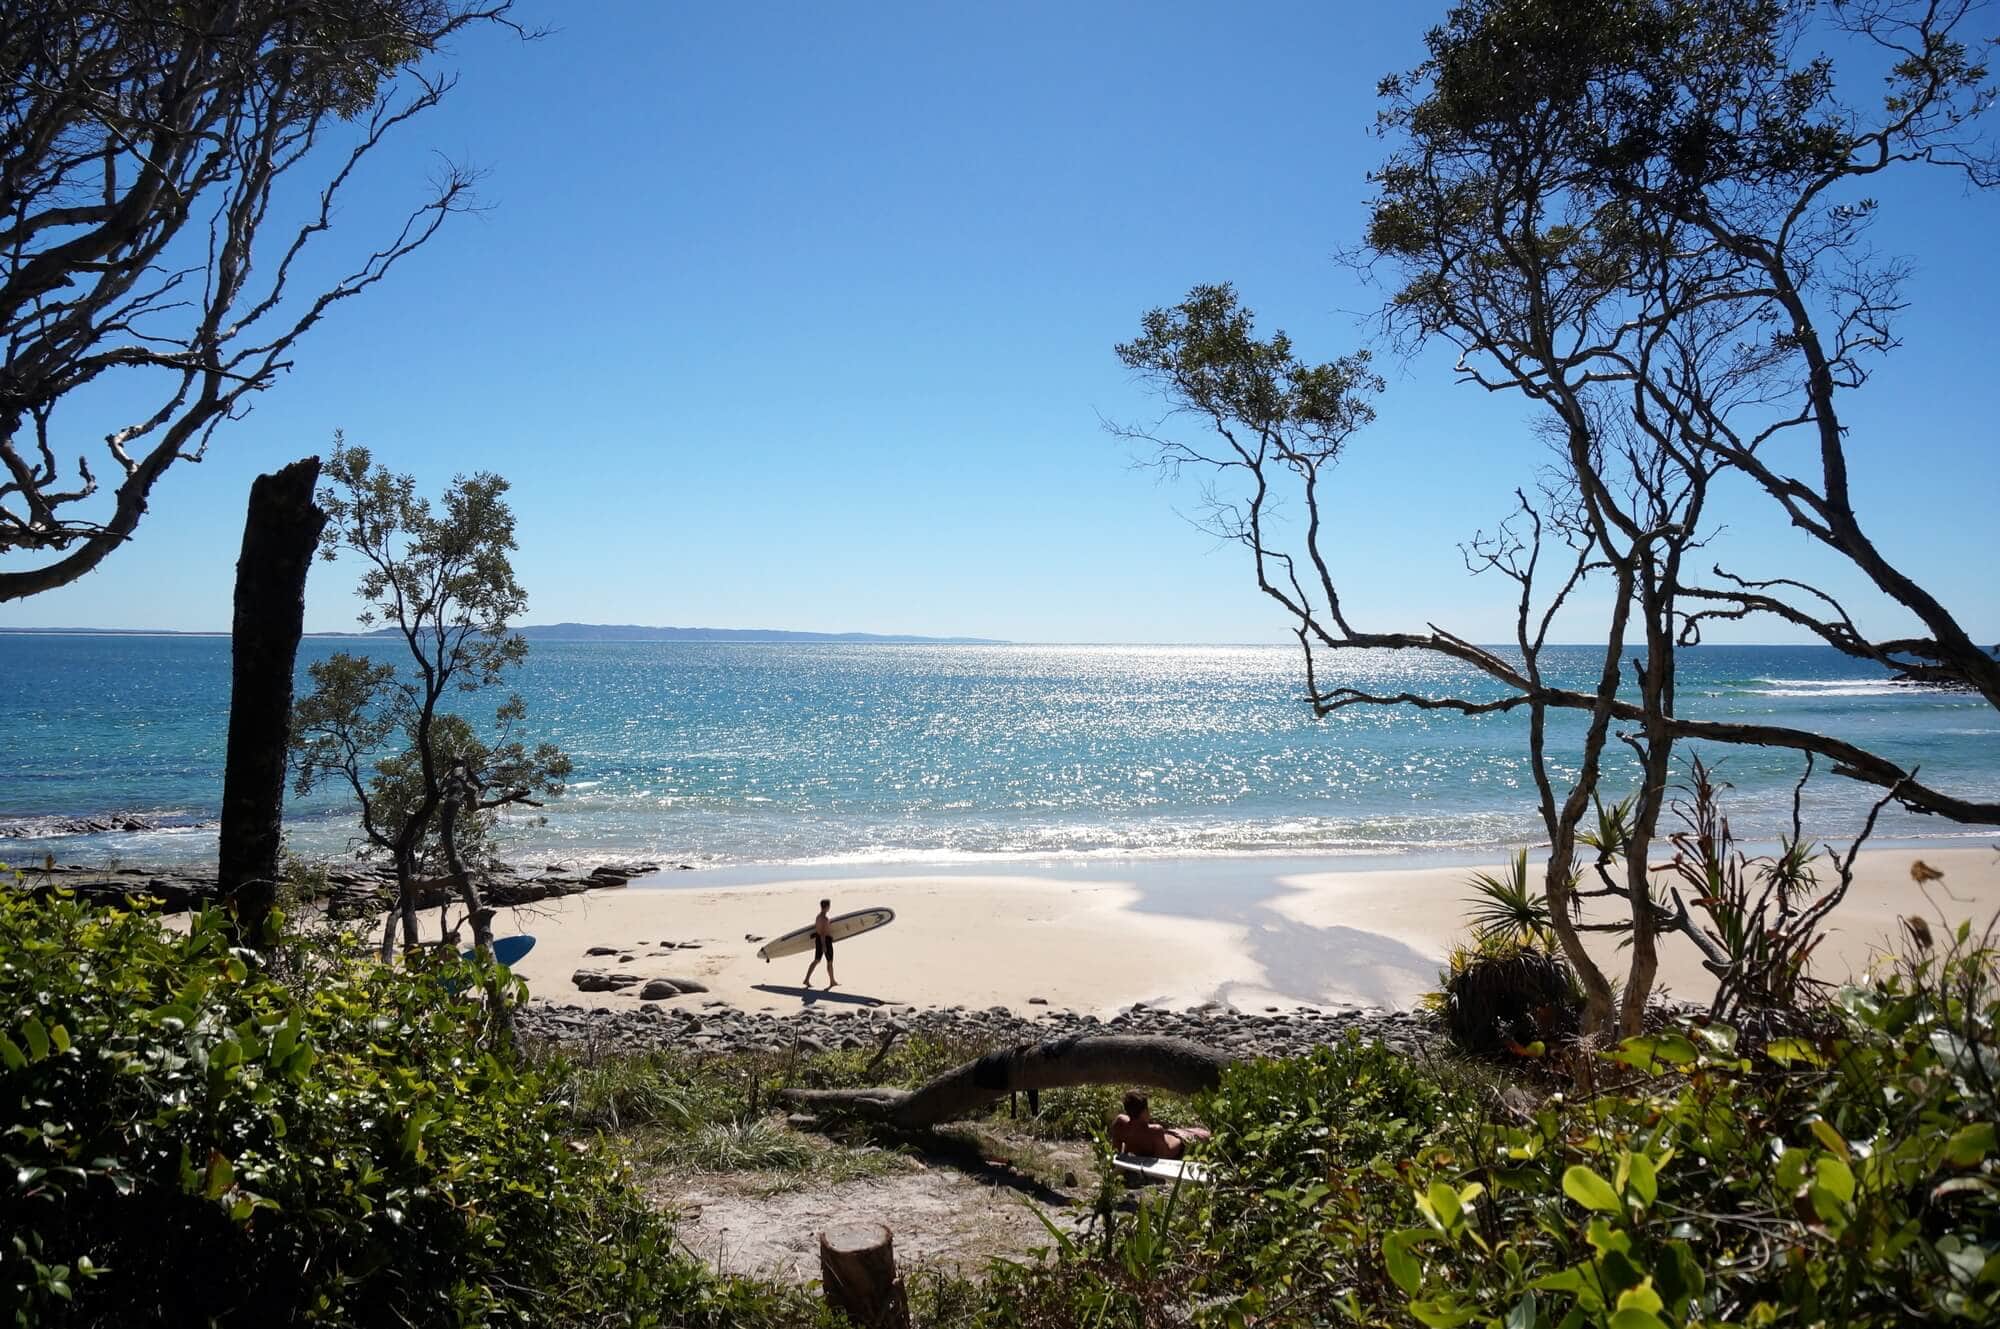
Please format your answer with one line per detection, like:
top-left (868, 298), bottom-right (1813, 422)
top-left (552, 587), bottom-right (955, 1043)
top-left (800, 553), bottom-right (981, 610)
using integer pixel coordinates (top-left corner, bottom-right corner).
top-left (814, 934), bottom-right (833, 960)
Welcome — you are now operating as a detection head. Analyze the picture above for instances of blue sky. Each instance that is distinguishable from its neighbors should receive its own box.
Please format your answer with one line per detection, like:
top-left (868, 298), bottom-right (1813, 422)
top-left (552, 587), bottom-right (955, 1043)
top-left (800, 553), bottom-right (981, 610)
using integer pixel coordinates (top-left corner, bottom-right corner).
top-left (3, 2), bottom-right (1995, 643)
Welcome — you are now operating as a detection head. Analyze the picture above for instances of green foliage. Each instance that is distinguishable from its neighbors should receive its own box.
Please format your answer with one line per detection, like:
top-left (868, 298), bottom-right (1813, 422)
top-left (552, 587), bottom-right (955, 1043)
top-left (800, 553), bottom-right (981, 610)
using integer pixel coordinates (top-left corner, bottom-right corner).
top-left (316, 437), bottom-right (530, 663)
top-left (1663, 757), bottom-right (1846, 1025)
top-left (1202, 1037), bottom-right (1448, 1190)
top-left (1466, 850), bottom-right (1554, 947)
top-left (291, 439), bottom-right (569, 925)
top-left (0, 891), bottom-right (784, 1328)
top-left (1386, 929), bottom-right (2000, 1327)
top-left (982, 1182), bottom-right (1204, 1329)
top-left (1437, 937), bottom-right (1583, 1059)
top-left (1017, 1084), bottom-right (1126, 1141)
top-left (1117, 284), bottom-right (1382, 459)
top-left (957, 930), bottom-right (2000, 1327)
top-left (1577, 795), bottom-right (1633, 863)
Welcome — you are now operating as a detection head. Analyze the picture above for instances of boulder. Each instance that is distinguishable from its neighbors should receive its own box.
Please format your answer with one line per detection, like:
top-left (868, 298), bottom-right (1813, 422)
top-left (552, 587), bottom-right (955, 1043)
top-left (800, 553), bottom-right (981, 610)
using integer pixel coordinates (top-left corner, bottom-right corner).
top-left (638, 977), bottom-right (711, 1000)
top-left (572, 968), bottom-right (643, 992)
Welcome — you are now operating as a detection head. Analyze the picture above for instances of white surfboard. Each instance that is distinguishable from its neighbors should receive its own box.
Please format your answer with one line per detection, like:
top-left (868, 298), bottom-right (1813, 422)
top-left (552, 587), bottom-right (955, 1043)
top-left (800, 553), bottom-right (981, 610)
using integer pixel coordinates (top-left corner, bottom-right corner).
top-left (756, 908), bottom-right (896, 962)
top-left (1112, 1153), bottom-right (1210, 1185)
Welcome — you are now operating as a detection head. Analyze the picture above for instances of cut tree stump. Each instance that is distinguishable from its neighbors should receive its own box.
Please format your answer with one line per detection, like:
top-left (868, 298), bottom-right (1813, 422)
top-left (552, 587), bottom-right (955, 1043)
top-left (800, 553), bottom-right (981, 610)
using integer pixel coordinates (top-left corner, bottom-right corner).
top-left (819, 1220), bottom-right (909, 1329)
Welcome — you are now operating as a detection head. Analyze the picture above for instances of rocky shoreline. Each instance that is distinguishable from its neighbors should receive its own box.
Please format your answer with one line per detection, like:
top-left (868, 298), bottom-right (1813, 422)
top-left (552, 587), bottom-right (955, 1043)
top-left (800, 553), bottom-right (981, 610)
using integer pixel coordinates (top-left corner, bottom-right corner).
top-left (0, 811), bottom-right (216, 839)
top-left (517, 994), bottom-right (1438, 1062)
top-left (6, 858), bottom-right (676, 916)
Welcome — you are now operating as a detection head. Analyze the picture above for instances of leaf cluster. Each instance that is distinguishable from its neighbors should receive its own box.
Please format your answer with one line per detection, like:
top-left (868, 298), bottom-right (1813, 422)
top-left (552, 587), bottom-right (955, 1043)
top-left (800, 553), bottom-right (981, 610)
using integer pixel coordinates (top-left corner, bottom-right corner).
top-left (960, 929), bottom-right (1999, 1328)
top-left (292, 439), bottom-right (568, 874)
top-left (0, 2), bottom-right (516, 599)
top-left (0, 888), bottom-right (804, 1327)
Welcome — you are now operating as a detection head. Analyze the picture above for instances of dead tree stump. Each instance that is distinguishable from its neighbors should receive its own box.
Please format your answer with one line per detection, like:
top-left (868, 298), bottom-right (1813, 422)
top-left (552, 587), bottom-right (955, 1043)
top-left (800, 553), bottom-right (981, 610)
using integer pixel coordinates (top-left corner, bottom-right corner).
top-left (217, 457), bottom-right (326, 946)
top-left (819, 1220), bottom-right (909, 1329)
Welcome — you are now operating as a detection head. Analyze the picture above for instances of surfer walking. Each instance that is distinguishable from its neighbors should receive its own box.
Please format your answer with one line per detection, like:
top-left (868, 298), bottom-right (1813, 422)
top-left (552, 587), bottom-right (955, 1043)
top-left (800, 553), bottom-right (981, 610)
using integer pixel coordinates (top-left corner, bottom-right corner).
top-left (802, 898), bottom-right (838, 989)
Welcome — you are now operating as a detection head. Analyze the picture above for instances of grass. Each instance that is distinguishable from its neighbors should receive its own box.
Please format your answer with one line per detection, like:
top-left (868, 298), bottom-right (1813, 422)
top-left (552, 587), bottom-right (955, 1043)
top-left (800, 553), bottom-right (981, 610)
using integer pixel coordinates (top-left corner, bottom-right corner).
top-left (778, 1027), bottom-right (995, 1093)
top-left (754, 1143), bottom-right (910, 1195)
top-left (552, 1050), bottom-right (711, 1132)
top-left (670, 1119), bottom-right (819, 1173)
top-left (536, 1022), bottom-right (1220, 1304)
top-left (646, 1116), bottom-right (915, 1192)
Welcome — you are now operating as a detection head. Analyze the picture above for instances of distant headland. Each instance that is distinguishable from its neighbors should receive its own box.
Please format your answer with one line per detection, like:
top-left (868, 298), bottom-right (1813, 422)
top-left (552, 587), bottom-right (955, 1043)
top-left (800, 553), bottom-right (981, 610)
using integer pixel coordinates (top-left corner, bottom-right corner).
top-left (0, 622), bottom-right (1006, 645)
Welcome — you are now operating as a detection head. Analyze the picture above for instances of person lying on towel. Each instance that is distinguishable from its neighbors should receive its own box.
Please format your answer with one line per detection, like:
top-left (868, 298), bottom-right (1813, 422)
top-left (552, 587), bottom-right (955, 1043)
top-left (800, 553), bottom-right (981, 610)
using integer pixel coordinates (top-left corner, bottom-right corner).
top-left (1110, 1091), bottom-right (1210, 1159)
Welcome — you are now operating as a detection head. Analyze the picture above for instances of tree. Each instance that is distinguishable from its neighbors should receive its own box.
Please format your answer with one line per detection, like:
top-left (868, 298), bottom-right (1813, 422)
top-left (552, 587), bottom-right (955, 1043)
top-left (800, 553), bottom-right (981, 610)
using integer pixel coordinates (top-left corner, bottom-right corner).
top-left (1119, 0), bottom-right (2000, 1035)
top-left (0, 0), bottom-right (516, 602)
top-left (1363, 0), bottom-right (2000, 817)
top-left (290, 439), bottom-right (567, 994)
top-left (1117, 284), bottom-right (1715, 1035)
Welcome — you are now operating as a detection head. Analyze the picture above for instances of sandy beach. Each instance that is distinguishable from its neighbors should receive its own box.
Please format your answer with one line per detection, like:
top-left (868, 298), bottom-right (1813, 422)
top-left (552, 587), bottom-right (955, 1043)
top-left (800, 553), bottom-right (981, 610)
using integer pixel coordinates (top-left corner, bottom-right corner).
top-left (455, 845), bottom-right (2000, 1017)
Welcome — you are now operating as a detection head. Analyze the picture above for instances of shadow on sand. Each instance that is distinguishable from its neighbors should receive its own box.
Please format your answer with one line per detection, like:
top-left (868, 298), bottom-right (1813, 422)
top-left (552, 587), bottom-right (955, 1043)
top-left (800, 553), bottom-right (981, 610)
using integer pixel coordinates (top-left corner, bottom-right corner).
top-left (751, 982), bottom-right (891, 1008)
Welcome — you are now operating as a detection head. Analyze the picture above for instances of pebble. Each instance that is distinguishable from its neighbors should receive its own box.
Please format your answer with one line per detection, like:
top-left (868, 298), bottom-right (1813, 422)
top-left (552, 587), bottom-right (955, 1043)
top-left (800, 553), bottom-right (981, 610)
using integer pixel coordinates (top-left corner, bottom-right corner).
top-left (515, 996), bottom-right (1441, 1061)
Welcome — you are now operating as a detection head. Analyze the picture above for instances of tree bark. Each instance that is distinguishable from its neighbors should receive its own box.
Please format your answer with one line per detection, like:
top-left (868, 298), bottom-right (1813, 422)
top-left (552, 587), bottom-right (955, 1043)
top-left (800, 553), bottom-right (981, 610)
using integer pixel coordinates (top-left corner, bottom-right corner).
top-left (217, 457), bottom-right (326, 946)
top-left (819, 1222), bottom-right (909, 1329)
top-left (441, 760), bottom-right (513, 1045)
top-left (778, 1035), bottom-right (1238, 1130)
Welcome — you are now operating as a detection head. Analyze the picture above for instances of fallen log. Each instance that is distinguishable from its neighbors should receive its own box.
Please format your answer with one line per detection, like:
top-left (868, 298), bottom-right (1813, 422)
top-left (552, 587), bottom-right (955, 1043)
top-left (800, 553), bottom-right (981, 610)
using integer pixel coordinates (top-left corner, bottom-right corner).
top-left (777, 1034), bottom-right (1240, 1130)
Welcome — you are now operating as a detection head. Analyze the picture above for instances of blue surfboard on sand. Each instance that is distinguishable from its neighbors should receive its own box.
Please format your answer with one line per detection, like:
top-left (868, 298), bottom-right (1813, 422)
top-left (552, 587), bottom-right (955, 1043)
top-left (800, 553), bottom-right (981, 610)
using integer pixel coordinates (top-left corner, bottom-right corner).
top-left (462, 934), bottom-right (536, 967)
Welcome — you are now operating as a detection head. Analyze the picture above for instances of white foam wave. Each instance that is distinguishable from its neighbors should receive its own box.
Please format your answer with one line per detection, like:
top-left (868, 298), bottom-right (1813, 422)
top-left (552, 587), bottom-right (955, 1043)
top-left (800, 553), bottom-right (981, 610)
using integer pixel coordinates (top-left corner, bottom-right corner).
top-left (1750, 677), bottom-right (1943, 698)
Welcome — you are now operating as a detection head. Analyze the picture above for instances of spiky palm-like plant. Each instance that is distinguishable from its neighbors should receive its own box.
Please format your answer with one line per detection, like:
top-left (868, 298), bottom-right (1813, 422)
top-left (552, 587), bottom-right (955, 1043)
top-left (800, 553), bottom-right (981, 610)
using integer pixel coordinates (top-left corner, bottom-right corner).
top-left (1466, 849), bottom-right (1554, 947)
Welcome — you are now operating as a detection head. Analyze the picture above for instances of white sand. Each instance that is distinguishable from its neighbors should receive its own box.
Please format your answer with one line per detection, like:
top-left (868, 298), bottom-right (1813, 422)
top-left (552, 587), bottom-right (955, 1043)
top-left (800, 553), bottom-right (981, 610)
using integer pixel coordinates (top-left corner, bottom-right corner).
top-left (1265, 845), bottom-right (2000, 1008)
top-left (484, 874), bottom-right (1261, 1016)
top-left (455, 846), bottom-right (2000, 1016)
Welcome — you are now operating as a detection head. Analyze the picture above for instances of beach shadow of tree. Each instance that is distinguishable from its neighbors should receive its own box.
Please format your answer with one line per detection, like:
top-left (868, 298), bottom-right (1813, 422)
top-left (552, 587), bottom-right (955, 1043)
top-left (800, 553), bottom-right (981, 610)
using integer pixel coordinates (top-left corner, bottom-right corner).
top-left (1235, 914), bottom-right (1441, 1009)
top-left (1123, 878), bottom-right (1441, 1008)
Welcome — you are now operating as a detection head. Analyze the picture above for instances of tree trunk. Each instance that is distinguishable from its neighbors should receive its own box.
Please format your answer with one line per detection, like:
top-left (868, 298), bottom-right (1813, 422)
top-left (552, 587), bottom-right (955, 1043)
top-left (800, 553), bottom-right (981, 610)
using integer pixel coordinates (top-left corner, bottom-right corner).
top-left (382, 853), bottom-right (422, 962)
top-left (819, 1222), bottom-right (909, 1329)
top-left (778, 1035), bottom-right (1237, 1130)
top-left (441, 761), bottom-right (513, 1045)
top-left (217, 457), bottom-right (326, 947)
top-left (1545, 837), bottom-right (1618, 1037)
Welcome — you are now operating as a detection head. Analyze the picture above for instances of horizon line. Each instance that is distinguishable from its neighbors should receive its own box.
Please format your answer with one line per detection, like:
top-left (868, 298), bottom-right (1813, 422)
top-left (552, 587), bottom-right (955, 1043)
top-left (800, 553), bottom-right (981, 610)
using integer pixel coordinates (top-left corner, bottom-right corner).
top-left (0, 624), bottom-right (1919, 650)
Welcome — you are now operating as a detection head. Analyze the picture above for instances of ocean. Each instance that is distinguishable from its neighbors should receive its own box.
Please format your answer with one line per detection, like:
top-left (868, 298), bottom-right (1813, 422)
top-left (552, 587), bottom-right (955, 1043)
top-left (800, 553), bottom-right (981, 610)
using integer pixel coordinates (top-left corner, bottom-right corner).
top-left (1, 636), bottom-right (1994, 870)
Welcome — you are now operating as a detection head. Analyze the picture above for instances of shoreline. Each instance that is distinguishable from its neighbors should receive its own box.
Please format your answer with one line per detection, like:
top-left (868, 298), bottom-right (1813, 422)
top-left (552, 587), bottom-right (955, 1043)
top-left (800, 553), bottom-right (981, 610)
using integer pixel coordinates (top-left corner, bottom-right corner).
top-left (17, 843), bottom-right (1997, 1019)
top-left (467, 845), bottom-right (2000, 1019)
top-left (9, 824), bottom-right (1993, 875)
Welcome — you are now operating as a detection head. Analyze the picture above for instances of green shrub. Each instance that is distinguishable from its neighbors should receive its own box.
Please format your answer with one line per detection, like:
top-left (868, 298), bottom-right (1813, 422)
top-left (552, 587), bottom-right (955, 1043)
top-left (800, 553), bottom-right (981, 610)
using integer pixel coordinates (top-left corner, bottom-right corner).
top-left (1383, 928), bottom-right (2000, 1328)
top-left (0, 890), bottom-right (790, 1328)
top-left (1202, 1035), bottom-right (1448, 1188)
top-left (963, 1041), bottom-right (1445, 1327)
top-left (1436, 937), bottom-right (1582, 1059)
top-left (969, 933), bottom-right (2000, 1328)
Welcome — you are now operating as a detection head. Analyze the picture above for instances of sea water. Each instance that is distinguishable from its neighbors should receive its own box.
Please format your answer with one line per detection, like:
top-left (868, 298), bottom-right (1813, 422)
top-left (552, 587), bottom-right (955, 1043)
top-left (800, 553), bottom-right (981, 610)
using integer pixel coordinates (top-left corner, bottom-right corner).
top-left (1, 636), bottom-right (1994, 868)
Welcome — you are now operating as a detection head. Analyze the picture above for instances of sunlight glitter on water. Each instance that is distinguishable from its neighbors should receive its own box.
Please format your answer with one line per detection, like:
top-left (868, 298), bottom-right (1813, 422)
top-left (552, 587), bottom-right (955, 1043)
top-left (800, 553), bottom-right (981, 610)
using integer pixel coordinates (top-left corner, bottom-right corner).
top-left (3, 638), bottom-right (1994, 868)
